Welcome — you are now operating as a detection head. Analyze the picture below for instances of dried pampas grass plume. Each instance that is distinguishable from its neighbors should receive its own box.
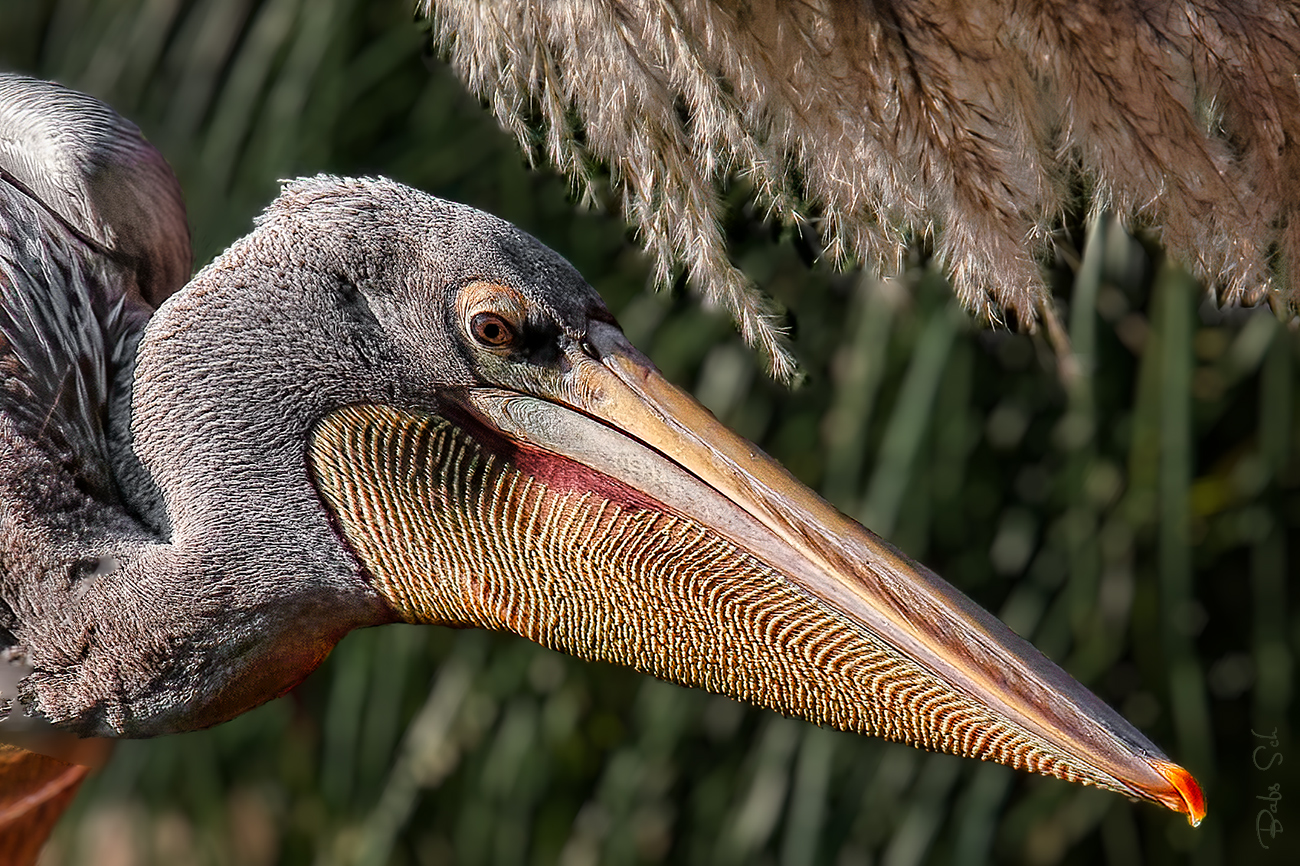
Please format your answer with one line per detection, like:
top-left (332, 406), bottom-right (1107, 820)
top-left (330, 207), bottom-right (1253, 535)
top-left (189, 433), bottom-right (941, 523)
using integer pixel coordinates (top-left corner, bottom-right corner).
top-left (423, 0), bottom-right (1300, 380)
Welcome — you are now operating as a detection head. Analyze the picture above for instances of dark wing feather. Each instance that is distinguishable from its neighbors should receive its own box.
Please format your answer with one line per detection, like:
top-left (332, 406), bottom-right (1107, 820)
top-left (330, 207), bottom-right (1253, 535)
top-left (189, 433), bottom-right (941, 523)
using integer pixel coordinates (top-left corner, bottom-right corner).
top-left (0, 188), bottom-right (138, 504)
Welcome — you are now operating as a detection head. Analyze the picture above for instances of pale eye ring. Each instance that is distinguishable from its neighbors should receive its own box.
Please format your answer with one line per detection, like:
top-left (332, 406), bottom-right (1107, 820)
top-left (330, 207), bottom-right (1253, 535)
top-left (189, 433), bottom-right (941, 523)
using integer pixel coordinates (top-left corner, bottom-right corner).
top-left (470, 311), bottom-right (517, 349)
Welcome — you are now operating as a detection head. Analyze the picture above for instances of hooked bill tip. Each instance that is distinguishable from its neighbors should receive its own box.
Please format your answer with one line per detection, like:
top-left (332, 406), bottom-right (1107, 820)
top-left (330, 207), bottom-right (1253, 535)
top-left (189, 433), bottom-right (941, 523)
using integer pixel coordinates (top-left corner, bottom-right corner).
top-left (1154, 760), bottom-right (1206, 826)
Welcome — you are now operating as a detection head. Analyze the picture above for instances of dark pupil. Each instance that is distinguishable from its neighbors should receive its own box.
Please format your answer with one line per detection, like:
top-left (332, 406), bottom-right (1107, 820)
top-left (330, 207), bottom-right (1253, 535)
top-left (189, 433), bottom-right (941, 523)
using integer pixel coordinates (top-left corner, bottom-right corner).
top-left (474, 314), bottom-right (510, 346)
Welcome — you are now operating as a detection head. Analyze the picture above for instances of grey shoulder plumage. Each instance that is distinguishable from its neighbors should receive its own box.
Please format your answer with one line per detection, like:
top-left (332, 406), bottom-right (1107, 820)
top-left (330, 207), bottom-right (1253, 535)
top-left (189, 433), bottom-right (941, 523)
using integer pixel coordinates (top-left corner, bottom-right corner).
top-left (1, 74), bottom-right (190, 724)
top-left (0, 74), bottom-right (190, 305)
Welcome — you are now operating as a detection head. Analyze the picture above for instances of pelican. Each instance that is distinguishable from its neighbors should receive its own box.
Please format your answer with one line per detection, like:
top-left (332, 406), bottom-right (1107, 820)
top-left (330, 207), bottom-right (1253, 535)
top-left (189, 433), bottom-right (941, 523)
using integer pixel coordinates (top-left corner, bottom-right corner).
top-left (0, 74), bottom-right (1204, 861)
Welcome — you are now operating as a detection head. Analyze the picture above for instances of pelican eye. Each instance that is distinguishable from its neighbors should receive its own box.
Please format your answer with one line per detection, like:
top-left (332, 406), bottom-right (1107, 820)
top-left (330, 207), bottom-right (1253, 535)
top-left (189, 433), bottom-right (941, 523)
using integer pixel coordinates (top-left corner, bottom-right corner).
top-left (470, 312), bottom-right (517, 349)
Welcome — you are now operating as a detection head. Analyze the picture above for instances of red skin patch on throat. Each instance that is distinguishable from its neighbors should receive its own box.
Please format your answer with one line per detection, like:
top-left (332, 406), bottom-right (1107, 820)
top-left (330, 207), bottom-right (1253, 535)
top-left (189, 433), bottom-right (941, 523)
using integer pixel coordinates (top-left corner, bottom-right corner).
top-left (441, 399), bottom-right (670, 514)
top-left (505, 440), bottom-right (669, 513)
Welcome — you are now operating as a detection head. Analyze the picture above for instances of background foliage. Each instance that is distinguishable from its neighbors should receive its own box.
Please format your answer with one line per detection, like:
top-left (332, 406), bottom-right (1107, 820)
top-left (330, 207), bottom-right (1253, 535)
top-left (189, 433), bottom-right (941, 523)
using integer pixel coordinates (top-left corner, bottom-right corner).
top-left (1, 1), bottom-right (1297, 864)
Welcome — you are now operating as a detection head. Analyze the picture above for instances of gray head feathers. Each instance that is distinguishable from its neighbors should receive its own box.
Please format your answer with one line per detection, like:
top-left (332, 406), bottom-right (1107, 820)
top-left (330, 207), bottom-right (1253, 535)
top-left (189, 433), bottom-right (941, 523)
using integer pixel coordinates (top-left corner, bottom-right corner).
top-left (426, 0), bottom-right (1300, 378)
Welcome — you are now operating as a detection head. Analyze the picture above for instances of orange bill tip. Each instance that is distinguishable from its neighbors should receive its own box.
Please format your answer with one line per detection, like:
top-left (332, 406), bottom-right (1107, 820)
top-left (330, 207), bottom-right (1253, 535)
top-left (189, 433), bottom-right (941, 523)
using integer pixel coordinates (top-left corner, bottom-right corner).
top-left (1155, 761), bottom-right (1206, 826)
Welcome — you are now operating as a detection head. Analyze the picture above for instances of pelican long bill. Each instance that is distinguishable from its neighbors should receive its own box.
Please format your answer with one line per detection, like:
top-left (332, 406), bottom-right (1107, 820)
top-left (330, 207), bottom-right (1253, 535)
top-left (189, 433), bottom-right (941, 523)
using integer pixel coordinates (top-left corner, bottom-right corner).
top-left (307, 292), bottom-right (1205, 827)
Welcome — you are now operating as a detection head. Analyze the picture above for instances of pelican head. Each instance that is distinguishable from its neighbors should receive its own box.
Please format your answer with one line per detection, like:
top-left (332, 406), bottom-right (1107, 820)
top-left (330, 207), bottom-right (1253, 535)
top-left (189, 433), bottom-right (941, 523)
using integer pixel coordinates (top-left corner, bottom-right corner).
top-left (2, 101), bottom-right (1203, 825)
